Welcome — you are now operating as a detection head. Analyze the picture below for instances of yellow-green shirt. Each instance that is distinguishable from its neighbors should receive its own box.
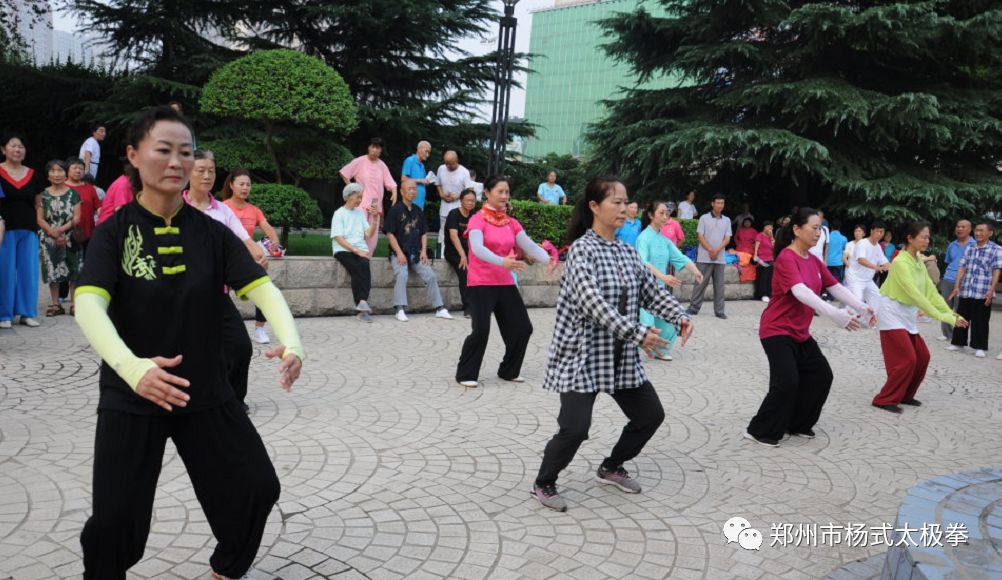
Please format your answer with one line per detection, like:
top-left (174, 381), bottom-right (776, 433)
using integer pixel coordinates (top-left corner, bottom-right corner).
top-left (879, 251), bottom-right (957, 326)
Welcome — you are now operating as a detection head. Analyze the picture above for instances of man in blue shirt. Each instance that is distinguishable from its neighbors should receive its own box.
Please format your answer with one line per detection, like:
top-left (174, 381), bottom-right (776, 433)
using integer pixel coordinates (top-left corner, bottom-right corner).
top-left (401, 141), bottom-right (432, 209)
top-left (938, 219), bottom-right (973, 341)
top-left (536, 171), bottom-right (567, 205)
top-left (615, 201), bottom-right (641, 246)
top-left (826, 220), bottom-right (849, 282)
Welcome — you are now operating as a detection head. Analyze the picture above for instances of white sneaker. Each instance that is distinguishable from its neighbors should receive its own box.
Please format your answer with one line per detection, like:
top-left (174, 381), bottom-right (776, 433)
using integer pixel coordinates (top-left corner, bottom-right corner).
top-left (996, 352), bottom-right (1002, 361)
top-left (936, 336), bottom-right (948, 341)
top-left (503, 375), bottom-right (526, 383)
top-left (435, 308), bottom-right (453, 320)
top-left (974, 350), bottom-right (987, 358)
top-left (395, 310), bottom-right (409, 322)
top-left (945, 345), bottom-right (964, 352)
top-left (356, 301), bottom-right (372, 313)
top-left (0, 320), bottom-right (10, 329)
top-left (21, 317), bottom-right (40, 327)
top-left (761, 296), bottom-right (770, 303)
top-left (655, 354), bottom-right (673, 361)
top-left (252, 327), bottom-right (270, 344)
top-left (458, 380), bottom-right (478, 388)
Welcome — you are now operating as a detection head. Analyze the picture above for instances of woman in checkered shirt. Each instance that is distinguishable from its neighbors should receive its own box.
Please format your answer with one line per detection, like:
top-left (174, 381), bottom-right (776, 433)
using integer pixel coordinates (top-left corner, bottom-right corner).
top-left (531, 176), bottom-right (695, 512)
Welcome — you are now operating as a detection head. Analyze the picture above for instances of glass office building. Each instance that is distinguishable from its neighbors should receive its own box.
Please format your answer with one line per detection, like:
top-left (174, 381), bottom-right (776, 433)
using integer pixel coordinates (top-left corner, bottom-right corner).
top-left (523, 0), bottom-right (674, 158)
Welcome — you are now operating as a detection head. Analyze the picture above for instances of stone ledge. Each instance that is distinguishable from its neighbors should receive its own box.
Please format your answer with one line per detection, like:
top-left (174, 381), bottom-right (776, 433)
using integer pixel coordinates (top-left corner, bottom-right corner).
top-left (236, 256), bottom-right (755, 318)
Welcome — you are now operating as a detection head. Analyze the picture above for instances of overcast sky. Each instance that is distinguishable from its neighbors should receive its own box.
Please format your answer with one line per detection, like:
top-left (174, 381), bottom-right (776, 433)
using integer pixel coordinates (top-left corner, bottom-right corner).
top-left (55, 0), bottom-right (556, 119)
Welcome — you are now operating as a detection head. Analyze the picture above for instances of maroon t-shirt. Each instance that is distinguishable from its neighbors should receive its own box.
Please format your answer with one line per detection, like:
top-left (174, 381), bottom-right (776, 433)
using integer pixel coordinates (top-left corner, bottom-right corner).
top-left (759, 247), bottom-right (839, 342)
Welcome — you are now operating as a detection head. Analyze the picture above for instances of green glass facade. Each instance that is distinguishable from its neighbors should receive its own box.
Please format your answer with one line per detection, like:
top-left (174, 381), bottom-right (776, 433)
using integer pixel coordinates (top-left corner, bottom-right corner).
top-left (523, 0), bottom-right (673, 159)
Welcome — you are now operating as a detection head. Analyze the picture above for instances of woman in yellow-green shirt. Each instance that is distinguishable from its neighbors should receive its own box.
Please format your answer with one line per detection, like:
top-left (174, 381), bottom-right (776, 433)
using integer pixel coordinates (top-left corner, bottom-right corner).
top-left (872, 221), bottom-right (968, 413)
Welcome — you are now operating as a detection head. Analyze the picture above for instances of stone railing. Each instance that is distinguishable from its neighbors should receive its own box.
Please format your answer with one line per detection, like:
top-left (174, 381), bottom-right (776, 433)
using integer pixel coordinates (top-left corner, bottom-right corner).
top-left (235, 256), bottom-right (754, 318)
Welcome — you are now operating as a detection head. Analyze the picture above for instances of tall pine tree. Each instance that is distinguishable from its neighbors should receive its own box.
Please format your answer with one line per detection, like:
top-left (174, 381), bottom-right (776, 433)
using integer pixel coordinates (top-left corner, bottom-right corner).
top-left (588, 0), bottom-right (1002, 226)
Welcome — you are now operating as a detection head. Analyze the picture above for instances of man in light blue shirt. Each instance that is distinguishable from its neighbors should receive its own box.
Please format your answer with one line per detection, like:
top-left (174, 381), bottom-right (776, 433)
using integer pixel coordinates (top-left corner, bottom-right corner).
top-left (939, 219), bottom-right (973, 340)
top-left (688, 194), bottom-right (731, 318)
top-left (826, 220), bottom-right (848, 282)
top-left (401, 141), bottom-right (432, 209)
top-left (615, 201), bottom-right (641, 246)
top-left (537, 171), bottom-right (567, 205)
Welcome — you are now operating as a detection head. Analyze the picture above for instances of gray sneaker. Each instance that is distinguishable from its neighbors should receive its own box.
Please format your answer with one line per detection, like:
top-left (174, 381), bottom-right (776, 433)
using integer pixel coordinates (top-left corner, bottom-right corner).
top-left (357, 312), bottom-right (373, 323)
top-left (531, 483), bottom-right (567, 512)
top-left (595, 465), bottom-right (642, 493)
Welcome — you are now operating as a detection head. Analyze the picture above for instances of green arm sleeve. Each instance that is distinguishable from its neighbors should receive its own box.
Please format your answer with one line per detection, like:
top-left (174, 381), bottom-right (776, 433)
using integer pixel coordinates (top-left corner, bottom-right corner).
top-left (244, 281), bottom-right (306, 361)
top-left (74, 290), bottom-right (157, 390)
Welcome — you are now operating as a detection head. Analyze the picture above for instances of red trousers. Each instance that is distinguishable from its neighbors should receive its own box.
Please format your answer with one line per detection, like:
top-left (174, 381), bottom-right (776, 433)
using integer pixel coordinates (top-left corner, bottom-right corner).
top-left (873, 330), bottom-right (930, 406)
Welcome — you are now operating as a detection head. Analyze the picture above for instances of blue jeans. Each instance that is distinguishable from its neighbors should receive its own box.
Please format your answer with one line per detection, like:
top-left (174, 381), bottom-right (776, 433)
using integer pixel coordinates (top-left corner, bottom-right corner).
top-left (0, 229), bottom-right (39, 320)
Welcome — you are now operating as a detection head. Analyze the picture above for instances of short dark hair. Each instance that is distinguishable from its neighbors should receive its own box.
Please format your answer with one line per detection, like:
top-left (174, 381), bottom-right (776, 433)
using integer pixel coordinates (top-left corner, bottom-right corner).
top-left (484, 175), bottom-right (509, 193)
top-left (45, 159), bottom-right (68, 175)
top-left (870, 220), bottom-right (887, 231)
top-left (66, 157), bottom-right (85, 168)
top-left (91, 123), bottom-right (105, 133)
top-left (976, 221), bottom-right (995, 233)
top-left (368, 137), bottom-right (383, 148)
top-left (124, 106), bottom-right (195, 192)
top-left (711, 193), bottom-right (726, 202)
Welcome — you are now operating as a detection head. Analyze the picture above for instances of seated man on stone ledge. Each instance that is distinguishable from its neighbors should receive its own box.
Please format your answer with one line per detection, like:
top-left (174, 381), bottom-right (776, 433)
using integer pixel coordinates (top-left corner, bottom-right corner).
top-left (384, 178), bottom-right (454, 322)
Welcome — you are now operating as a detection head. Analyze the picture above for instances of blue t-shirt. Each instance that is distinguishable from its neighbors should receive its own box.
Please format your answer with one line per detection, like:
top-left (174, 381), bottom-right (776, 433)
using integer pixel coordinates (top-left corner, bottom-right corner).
top-left (537, 183), bottom-right (565, 205)
top-left (615, 218), bottom-right (642, 247)
top-left (826, 230), bottom-right (848, 267)
top-left (943, 238), bottom-right (975, 282)
top-left (401, 154), bottom-right (427, 209)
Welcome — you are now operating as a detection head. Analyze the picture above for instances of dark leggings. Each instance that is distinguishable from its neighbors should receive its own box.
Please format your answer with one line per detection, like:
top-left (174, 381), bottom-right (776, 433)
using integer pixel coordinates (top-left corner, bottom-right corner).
top-left (81, 402), bottom-right (280, 579)
top-left (536, 382), bottom-right (665, 487)
top-left (747, 336), bottom-right (833, 440)
top-left (445, 253), bottom-right (469, 312)
top-left (334, 251), bottom-right (372, 304)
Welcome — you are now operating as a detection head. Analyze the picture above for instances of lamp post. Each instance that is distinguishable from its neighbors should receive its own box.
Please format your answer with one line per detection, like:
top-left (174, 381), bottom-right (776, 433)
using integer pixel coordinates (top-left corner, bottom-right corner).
top-left (487, 0), bottom-right (519, 177)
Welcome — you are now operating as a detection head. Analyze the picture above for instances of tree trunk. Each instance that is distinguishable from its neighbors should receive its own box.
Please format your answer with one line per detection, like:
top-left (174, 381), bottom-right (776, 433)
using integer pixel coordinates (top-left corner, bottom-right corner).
top-left (280, 225), bottom-right (290, 249)
top-left (264, 119), bottom-right (282, 184)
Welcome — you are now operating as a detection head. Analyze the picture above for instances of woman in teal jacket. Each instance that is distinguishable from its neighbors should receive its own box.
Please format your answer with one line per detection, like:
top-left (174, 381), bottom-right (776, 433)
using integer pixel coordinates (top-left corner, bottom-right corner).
top-left (636, 201), bottom-right (704, 360)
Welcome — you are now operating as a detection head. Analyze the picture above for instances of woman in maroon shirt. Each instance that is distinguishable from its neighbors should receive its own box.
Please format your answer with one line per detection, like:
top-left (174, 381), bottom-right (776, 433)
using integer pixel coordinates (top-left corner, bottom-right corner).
top-left (745, 208), bottom-right (875, 447)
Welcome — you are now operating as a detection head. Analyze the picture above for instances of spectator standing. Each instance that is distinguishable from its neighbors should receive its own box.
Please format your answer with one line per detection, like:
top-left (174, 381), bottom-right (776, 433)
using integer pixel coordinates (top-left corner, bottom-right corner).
top-left (658, 202), bottom-right (685, 247)
top-left (401, 141), bottom-right (432, 209)
top-left (468, 169), bottom-right (484, 201)
top-left (845, 221), bottom-right (890, 306)
top-left (537, 171), bottom-right (567, 205)
top-left (79, 124), bottom-right (106, 179)
top-left (844, 224), bottom-right (866, 267)
top-left (826, 220), bottom-right (848, 282)
top-left (65, 158), bottom-right (102, 254)
top-left (435, 151), bottom-right (475, 258)
top-left (331, 183), bottom-right (379, 322)
top-left (938, 219), bottom-right (973, 341)
top-left (340, 138), bottom-right (397, 254)
top-left (36, 160), bottom-right (83, 316)
top-left (0, 134), bottom-right (41, 328)
top-left (687, 194), bottom-right (732, 319)
top-left (445, 189), bottom-right (478, 318)
top-left (808, 209), bottom-right (829, 263)
top-left (677, 191), bottom-right (697, 220)
top-left (614, 201), bottom-right (641, 246)
top-left (96, 173), bottom-right (134, 225)
top-left (753, 221), bottom-right (775, 301)
top-left (947, 222), bottom-right (1002, 358)
top-left (222, 169), bottom-right (281, 344)
top-left (385, 179), bottom-right (453, 322)
top-left (872, 221), bottom-right (967, 413)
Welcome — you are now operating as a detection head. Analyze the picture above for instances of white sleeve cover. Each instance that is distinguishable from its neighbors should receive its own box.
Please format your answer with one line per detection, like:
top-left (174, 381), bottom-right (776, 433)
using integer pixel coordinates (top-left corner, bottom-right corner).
top-left (468, 229), bottom-right (505, 266)
top-left (825, 283), bottom-right (869, 313)
top-left (515, 231), bottom-right (550, 264)
top-left (791, 283), bottom-right (853, 328)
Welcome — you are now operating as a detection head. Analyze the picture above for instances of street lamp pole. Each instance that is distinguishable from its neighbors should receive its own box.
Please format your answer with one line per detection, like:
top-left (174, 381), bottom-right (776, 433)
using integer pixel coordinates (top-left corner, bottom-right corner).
top-left (487, 0), bottom-right (519, 177)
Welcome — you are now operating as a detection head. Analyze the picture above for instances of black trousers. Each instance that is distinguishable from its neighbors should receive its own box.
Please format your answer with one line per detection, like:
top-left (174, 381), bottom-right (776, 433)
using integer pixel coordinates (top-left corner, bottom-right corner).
top-left (81, 402), bottom-right (280, 579)
top-left (952, 297), bottom-right (992, 350)
top-left (334, 252), bottom-right (372, 304)
top-left (747, 336), bottom-right (833, 441)
top-left (445, 253), bottom-right (470, 312)
top-left (536, 381), bottom-right (665, 487)
top-left (254, 307), bottom-right (266, 324)
top-left (222, 297), bottom-right (252, 403)
top-left (754, 262), bottom-right (773, 299)
top-left (456, 285), bottom-right (532, 382)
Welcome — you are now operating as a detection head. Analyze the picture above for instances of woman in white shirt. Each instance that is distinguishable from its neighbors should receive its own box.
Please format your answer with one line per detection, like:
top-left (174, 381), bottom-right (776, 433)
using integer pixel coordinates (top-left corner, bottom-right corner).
top-left (331, 183), bottom-right (380, 322)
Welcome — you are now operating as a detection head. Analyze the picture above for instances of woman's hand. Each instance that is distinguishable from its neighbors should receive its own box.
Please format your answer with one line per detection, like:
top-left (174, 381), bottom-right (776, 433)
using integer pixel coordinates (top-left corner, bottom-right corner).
top-left (662, 275), bottom-right (682, 289)
top-left (677, 319), bottom-right (694, 347)
top-left (640, 328), bottom-right (669, 358)
top-left (135, 355), bottom-right (191, 412)
top-left (954, 316), bottom-right (969, 328)
top-left (265, 346), bottom-right (302, 391)
top-left (458, 255), bottom-right (468, 270)
top-left (502, 257), bottom-right (526, 273)
top-left (547, 257), bottom-right (558, 274)
top-left (354, 248), bottom-right (370, 259)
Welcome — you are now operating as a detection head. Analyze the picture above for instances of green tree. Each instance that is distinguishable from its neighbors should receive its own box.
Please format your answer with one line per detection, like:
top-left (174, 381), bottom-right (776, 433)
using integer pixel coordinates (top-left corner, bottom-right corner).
top-left (504, 153), bottom-right (587, 202)
top-left (250, 183), bottom-right (324, 247)
top-left (200, 49), bottom-right (358, 184)
top-left (588, 0), bottom-right (1002, 227)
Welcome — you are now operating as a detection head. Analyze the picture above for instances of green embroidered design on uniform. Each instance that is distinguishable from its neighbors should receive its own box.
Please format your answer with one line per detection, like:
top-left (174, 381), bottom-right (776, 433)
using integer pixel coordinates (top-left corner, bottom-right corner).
top-left (122, 225), bottom-right (158, 280)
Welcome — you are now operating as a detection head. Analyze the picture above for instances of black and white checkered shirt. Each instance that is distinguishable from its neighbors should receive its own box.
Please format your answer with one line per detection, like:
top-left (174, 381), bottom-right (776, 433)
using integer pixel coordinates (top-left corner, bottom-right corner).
top-left (543, 229), bottom-right (690, 394)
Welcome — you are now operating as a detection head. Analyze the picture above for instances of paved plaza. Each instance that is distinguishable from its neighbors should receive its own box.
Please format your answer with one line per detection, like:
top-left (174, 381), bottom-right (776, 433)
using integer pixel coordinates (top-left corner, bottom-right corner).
top-left (1, 301), bottom-right (1000, 579)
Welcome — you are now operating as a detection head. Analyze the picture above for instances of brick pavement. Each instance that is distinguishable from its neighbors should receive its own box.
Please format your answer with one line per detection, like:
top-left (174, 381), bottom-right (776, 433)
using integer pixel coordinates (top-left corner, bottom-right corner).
top-left (1, 302), bottom-right (1000, 579)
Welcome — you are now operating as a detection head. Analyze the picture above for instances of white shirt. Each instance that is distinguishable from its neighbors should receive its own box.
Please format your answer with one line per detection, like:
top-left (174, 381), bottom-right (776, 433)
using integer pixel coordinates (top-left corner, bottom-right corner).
top-left (471, 181), bottom-right (484, 202)
top-left (79, 137), bottom-right (101, 178)
top-left (330, 206), bottom-right (369, 254)
top-left (846, 238), bottom-right (887, 284)
top-left (809, 225), bottom-right (829, 260)
top-left (435, 164), bottom-right (473, 216)
top-left (678, 200), bottom-right (697, 220)
top-left (877, 296), bottom-right (918, 333)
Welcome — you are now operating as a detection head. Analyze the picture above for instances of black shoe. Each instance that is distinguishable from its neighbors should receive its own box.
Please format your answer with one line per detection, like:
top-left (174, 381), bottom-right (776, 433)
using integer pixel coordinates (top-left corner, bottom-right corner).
top-left (900, 399), bottom-right (922, 406)
top-left (743, 431), bottom-right (780, 447)
top-left (686, 307), bottom-right (698, 316)
top-left (788, 429), bottom-right (816, 439)
top-left (872, 403), bottom-right (903, 414)
top-left (716, 313), bottom-right (728, 320)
